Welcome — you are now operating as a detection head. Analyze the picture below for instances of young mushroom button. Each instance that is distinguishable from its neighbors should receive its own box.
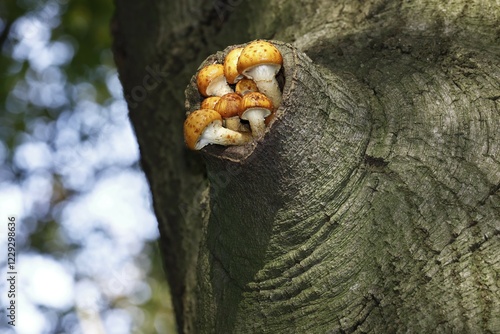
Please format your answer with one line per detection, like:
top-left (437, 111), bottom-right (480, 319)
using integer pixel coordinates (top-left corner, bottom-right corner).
top-left (214, 93), bottom-right (247, 132)
top-left (240, 92), bottom-right (273, 138)
top-left (200, 96), bottom-right (221, 110)
top-left (197, 64), bottom-right (233, 97)
top-left (184, 109), bottom-right (252, 150)
top-left (235, 78), bottom-right (259, 96)
top-left (237, 40), bottom-right (283, 107)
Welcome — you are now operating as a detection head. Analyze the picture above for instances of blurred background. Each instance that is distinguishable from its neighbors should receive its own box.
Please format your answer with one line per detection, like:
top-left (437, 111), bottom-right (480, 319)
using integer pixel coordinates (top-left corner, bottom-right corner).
top-left (0, 0), bottom-right (177, 333)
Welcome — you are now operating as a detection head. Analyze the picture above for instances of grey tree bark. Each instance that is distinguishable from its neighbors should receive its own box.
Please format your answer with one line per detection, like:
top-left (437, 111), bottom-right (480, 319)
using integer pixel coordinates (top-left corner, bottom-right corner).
top-left (112, 0), bottom-right (500, 333)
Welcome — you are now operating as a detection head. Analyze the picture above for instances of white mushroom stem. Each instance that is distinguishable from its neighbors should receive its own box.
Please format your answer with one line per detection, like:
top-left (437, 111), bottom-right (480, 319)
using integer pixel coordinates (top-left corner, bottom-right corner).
top-left (254, 79), bottom-right (281, 107)
top-left (224, 116), bottom-right (249, 132)
top-left (244, 65), bottom-right (282, 106)
top-left (206, 76), bottom-right (234, 97)
top-left (241, 108), bottom-right (268, 138)
top-left (196, 120), bottom-right (252, 150)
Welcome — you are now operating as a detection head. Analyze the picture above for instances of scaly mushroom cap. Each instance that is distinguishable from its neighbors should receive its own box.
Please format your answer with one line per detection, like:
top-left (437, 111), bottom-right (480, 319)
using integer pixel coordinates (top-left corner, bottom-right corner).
top-left (223, 47), bottom-right (244, 84)
top-left (214, 93), bottom-right (242, 118)
top-left (200, 96), bottom-right (221, 110)
top-left (183, 109), bottom-right (222, 150)
top-left (197, 64), bottom-right (229, 97)
top-left (239, 92), bottom-right (273, 119)
top-left (237, 40), bottom-right (283, 76)
top-left (239, 92), bottom-right (274, 138)
top-left (235, 78), bottom-right (259, 96)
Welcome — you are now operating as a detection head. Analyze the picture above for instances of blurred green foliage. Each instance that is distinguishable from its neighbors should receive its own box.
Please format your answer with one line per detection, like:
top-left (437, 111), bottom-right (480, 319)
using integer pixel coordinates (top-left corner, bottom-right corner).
top-left (0, 1), bottom-right (176, 333)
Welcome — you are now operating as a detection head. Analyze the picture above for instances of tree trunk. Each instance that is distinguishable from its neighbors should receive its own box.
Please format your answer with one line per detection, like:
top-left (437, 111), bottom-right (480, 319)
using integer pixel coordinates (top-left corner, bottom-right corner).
top-left (112, 0), bottom-right (500, 333)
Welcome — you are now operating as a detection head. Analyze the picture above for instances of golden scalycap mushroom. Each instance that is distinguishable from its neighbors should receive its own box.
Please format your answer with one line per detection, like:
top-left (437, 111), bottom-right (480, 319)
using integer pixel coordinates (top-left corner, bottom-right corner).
top-left (214, 93), bottom-right (246, 132)
top-left (235, 78), bottom-right (259, 96)
top-left (197, 64), bottom-right (233, 97)
top-left (214, 93), bottom-right (242, 118)
top-left (200, 96), bottom-right (221, 110)
top-left (237, 40), bottom-right (283, 74)
top-left (223, 47), bottom-right (244, 84)
top-left (184, 109), bottom-right (252, 150)
top-left (237, 40), bottom-right (283, 106)
top-left (239, 92), bottom-right (274, 138)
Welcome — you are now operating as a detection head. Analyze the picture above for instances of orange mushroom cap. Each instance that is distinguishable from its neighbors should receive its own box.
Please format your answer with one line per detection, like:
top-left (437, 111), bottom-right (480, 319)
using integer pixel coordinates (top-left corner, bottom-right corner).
top-left (223, 47), bottom-right (243, 84)
top-left (239, 92), bottom-right (274, 138)
top-left (197, 64), bottom-right (232, 97)
top-left (214, 93), bottom-right (242, 118)
top-left (183, 109), bottom-right (222, 150)
top-left (237, 40), bottom-right (283, 76)
top-left (239, 92), bottom-right (273, 118)
top-left (235, 79), bottom-right (259, 96)
top-left (200, 96), bottom-right (221, 110)
top-left (184, 109), bottom-right (252, 149)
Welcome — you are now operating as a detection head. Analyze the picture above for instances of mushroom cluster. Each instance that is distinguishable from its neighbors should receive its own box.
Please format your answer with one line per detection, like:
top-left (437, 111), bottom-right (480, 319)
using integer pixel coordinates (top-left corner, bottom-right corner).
top-left (184, 40), bottom-right (283, 150)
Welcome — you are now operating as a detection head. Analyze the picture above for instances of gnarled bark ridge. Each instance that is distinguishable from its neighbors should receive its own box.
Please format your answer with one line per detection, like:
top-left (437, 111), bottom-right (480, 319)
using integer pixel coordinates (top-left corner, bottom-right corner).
top-left (112, 0), bottom-right (500, 332)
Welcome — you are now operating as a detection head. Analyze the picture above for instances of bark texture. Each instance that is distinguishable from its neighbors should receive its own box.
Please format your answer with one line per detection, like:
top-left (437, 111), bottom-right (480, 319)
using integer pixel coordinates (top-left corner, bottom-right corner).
top-left (112, 0), bottom-right (500, 333)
